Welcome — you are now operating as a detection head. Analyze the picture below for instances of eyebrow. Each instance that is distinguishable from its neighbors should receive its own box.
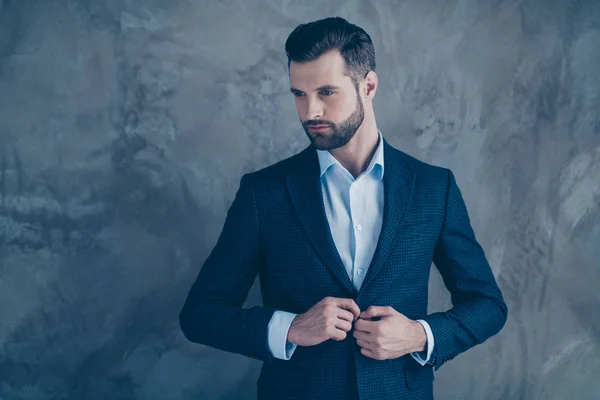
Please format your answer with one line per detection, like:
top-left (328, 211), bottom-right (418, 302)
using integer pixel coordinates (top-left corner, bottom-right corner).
top-left (289, 85), bottom-right (341, 93)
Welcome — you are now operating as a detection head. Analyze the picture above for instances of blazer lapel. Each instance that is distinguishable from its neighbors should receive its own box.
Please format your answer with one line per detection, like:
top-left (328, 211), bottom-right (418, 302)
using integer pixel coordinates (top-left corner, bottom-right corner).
top-left (358, 138), bottom-right (416, 294)
top-left (285, 146), bottom-right (357, 295)
top-left (284, 137), bottom-right (416, 296)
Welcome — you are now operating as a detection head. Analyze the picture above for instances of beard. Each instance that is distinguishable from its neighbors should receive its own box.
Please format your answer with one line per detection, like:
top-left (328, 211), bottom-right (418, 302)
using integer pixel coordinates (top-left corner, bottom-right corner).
top-left (302, 92), bottom-right (365, 151)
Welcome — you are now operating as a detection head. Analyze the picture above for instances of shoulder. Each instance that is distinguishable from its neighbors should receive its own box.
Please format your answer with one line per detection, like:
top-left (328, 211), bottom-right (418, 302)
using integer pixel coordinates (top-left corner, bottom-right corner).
top-left (240, 145), bottom-right (312, 188)
top-left (388, 144), bottom-right (451, 185)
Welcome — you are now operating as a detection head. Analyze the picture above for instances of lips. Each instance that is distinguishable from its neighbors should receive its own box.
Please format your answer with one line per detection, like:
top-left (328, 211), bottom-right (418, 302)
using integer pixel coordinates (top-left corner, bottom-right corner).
top-left (309, 126), bottom-right (330, 131)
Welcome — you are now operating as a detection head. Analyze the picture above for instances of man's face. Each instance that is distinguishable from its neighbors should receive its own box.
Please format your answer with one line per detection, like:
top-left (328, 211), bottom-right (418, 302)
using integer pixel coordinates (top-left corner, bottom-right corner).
top-left (289, 50), bottom-right (364, 151)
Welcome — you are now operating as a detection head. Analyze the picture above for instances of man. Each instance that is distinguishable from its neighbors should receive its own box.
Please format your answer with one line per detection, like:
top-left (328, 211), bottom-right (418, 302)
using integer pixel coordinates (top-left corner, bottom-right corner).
top-left (179, 16), bottom-right (508, 400)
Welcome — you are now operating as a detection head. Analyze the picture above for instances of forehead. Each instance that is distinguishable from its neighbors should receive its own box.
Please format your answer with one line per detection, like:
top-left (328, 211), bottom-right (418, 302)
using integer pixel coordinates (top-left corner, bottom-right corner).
top-left (289, 50), bottom-right (351, 91)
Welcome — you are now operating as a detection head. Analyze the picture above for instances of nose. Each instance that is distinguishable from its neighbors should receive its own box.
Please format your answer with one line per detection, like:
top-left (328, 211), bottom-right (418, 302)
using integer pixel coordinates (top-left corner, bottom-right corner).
top-left (303, 99), bottom-right (324, 122)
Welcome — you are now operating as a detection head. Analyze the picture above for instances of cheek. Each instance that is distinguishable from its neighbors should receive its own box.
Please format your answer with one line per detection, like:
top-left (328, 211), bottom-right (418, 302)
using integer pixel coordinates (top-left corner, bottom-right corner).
top-left (295, 101), bottom-right (311, 118)
top-left (325, 101), bottom-right (347, 120)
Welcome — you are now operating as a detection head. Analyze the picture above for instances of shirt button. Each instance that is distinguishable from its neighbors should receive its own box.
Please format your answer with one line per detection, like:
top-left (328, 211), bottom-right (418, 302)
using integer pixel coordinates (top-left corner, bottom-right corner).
top-left (351, 182), bottom-right (357, 188)
top-left (356, 224), bottom-right (362, 231)
top-left (357, 269), bottom-right (364, 276)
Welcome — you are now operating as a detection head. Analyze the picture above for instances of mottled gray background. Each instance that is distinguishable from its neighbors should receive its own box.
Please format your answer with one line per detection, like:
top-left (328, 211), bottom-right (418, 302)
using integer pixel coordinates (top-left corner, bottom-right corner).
top-left (0, 0), bottom-right (599, 399)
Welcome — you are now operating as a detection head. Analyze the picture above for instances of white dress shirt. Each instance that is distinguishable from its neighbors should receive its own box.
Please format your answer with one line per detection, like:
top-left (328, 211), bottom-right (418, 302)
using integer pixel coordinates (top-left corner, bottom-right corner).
top-left (267, 129), bottom-right (434, 366)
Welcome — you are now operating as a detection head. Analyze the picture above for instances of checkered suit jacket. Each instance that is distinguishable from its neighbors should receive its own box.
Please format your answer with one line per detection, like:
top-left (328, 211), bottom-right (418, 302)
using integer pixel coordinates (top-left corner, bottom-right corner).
top-left (179, 136), bottom-right (508, 399)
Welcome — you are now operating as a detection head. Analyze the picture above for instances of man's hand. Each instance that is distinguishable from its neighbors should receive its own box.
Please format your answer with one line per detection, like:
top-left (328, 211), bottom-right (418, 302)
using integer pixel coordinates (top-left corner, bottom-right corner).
top-left (287, 297), bottom-right (361, 347)
top-left (353, 306), bottom-right (427, 360)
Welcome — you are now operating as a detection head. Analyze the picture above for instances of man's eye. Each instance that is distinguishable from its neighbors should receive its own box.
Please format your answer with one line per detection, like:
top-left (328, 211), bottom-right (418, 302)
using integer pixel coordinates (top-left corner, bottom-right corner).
top-left (293, 91), bottom-right (333, 97)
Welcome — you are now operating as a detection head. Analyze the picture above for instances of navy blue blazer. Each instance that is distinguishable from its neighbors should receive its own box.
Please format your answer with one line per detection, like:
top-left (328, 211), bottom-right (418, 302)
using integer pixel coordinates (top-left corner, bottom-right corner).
top-left (179, 136), bottom-right (508, 400)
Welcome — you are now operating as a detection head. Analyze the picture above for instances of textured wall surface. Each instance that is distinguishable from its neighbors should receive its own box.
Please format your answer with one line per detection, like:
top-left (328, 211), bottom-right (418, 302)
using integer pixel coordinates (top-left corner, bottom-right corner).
top-left (1, 0), bottom-right (599, 399)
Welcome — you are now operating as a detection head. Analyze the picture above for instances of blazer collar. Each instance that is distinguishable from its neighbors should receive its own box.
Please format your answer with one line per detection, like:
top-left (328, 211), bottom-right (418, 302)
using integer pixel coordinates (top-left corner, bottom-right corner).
top-left (315, 129), bottom-right (385, 180)
top-left (285, 134), bottom-right (416, 296)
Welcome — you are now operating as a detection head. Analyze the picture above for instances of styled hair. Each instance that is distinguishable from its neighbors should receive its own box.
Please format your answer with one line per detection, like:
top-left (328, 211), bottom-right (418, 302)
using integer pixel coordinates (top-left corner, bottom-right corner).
top-left (285, 17), bottom-right (376, 90)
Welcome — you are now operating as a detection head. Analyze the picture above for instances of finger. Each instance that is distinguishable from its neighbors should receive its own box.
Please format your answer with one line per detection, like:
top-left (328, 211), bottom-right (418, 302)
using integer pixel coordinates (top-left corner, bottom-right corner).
top-left (360, 347), bottom-right (381, 360)
top-left (328, 325), bottom-right (347, 341)
top-left (352, 329), bottom-right (372, 341)
top-left (334, 318), bottom-right (353, 332)
top-left (335, 298), bottom-right (361, 322)
top-left (360, 305), bottom-right (380, 319)
top-left (336, 309), bottom-right (356, 324)
top-left (348, 300), bottom-right (361, 322)
top-left (361, 305), bottom-right (394, 319)
top-left (356, 338), bottom-right (372, 349)
top-left (353, 318), bottom-right (375, 333)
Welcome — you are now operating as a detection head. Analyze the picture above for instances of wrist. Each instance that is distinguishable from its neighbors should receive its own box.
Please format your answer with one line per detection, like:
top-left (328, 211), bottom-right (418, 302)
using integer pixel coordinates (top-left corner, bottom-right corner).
top-left (286, 324), bottom-right (297, 345)
top-left (412, 321), bottom-right (427, 353)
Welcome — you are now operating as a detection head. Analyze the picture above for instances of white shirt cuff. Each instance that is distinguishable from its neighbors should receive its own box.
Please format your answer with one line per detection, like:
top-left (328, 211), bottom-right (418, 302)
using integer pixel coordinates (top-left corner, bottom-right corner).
top-left (410, 319), bottom-right (435, 366)
top-left (267, 310), bottom-right (298, 360)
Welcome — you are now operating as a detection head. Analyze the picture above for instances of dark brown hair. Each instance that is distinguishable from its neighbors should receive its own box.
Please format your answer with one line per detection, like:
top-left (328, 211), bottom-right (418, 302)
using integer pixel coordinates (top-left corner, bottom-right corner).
top-left (285, 17), bottom-right (376, 90)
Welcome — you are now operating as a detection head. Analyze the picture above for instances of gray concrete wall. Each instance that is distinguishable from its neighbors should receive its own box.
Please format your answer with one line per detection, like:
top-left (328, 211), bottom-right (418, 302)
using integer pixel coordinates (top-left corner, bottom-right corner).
top-left (0, 0), bottom-right (598, 399)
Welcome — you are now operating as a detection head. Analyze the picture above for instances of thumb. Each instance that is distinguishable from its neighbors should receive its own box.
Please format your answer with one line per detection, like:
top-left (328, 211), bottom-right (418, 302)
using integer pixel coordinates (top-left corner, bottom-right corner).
top-left (360, 306), bottom-right (395, 319)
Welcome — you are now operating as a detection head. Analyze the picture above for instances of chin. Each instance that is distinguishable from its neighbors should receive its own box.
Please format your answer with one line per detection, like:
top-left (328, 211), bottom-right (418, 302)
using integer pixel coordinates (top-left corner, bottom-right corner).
top-left (312, 140), bottom-right (342, 151)
top-left (306, 130), bottom-right (347, 151)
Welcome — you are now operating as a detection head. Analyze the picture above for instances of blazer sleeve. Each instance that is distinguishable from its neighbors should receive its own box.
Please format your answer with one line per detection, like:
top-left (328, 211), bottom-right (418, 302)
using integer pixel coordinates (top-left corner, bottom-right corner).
top-left (178, 173), bottom-right (279, 364)
top-left (421, 169), bottom-right (508, 371)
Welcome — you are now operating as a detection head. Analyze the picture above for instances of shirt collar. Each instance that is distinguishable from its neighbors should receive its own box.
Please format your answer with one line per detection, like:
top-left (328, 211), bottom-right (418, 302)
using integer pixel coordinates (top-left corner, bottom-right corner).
top-left (316, 129), bottom-right (385, 180)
